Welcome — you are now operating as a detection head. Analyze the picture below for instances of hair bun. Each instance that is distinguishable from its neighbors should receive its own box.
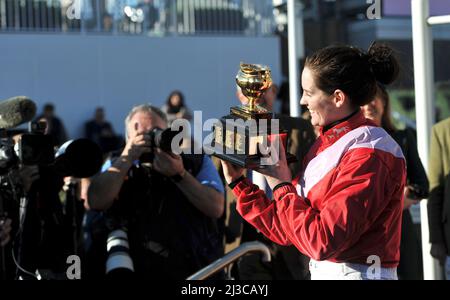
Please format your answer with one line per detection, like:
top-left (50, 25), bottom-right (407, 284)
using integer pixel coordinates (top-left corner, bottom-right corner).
top-left (367, 42), bottom-right (400, 85)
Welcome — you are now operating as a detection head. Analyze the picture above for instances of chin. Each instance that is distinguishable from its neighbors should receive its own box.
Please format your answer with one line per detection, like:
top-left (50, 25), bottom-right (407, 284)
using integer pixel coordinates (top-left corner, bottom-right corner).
top-left (364, 112), bottom-right (377, 119)
top-left (310, 119), bottom-right (320, 127)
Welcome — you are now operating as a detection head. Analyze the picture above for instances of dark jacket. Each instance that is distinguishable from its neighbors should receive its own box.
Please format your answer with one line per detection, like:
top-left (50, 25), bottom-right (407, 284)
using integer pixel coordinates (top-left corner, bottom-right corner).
top-left (428, 118), bottom-right (450, 254)
top-left (391, 128), bottom-right (429, 280)
top-left (391, 128), bottom-right (429, 198)
top-left (107, 154), bottom-right (224, 280)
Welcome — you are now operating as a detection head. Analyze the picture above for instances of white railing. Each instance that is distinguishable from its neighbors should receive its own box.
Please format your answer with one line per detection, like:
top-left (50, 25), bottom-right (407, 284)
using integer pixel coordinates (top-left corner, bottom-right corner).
top-left (0, 0), bottom-right (277, 36)
top-left (186, 241), bottom-right (271, 280)
top-left (412, 0), bottom-right (450, 280)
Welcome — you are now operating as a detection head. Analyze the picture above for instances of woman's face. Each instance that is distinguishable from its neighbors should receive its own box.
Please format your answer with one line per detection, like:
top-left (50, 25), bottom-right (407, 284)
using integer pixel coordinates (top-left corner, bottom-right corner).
top-left (362, 97), bottom-right (385, 126)
top-left (170, 94), bottom-right (181, 106)
top-left (300, 67), bottom-right (338, 127)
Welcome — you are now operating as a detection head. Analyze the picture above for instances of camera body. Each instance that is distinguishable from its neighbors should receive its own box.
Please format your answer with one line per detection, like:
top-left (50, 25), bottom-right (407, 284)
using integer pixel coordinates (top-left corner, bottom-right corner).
top-left (0, 120), bottom-right (55, 174)
top-left (0, 137), bottom-right (17, 174)
top-left (18, 120), bottom-right (55, 166)
top-left (140, 127), bottom-right (182, 164)
top-left (18, 134), bottom-right (54, 166)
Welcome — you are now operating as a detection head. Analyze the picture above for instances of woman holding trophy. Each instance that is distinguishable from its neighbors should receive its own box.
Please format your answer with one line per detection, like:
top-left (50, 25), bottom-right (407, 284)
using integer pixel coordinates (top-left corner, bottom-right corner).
top-left (221, 43), bottom-right (406, 280)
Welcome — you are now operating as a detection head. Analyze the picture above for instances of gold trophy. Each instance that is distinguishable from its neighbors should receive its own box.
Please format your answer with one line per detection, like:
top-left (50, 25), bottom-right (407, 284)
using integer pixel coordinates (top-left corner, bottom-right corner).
top-left (209, 63), bottom-right (295, 168)
top-left (232, 63), bottom-right (273, 120)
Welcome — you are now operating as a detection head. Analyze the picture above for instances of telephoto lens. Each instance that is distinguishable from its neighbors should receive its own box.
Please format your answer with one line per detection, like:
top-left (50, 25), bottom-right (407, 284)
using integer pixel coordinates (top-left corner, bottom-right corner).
top-left (105, 229), bottom-right (135, 279)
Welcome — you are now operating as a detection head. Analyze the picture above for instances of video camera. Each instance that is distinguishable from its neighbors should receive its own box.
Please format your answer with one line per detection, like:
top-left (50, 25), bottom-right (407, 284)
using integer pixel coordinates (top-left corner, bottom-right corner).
top-left (16, 120), bottom-right (54, 166)
top-left (0, 96), bottom-right (46, 174)
top-left (0, 96), bottom-right (104, 280)
top-left (0, 96), bottom-right (103, 176)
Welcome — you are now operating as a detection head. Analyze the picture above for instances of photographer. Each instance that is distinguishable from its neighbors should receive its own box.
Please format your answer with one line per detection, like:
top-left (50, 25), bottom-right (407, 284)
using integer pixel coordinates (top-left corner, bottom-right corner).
top-left (0, 157), bottom-right (63, 280)
top-left (88, 104), bottom-right (225, 279)
top-left (0, 132), bottom-right (41, 279)
top-left (16, 164), bottom-right (69, 279)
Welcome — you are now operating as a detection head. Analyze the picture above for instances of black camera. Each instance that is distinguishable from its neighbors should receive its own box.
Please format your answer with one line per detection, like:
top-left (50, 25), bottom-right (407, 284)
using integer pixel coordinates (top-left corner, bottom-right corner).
top-left (140, 127), bottom-right (183, 164)
top-left (0, 120), bottom-right (54, 172)
top-left (407, 184), bottom-right (429, 200)
top-left (19, 120), bottom-right (54, 166)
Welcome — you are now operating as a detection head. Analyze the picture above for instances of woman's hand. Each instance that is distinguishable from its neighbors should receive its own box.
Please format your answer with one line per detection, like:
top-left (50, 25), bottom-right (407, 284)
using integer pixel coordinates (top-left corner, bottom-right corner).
top-left (255, 137), bottom-right (292, 189)
top-left (220, 160), bottom-right (245, 185)
top-left (221, 136), bottom-right (293, 189)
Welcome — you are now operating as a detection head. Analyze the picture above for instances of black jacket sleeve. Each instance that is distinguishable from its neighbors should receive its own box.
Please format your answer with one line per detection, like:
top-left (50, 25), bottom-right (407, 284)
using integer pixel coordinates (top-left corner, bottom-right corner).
top-left (404, 128), bottom-right (430, 197)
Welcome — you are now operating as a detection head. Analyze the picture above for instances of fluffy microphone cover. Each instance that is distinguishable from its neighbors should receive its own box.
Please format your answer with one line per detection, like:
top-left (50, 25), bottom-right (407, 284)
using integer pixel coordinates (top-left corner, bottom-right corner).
top-left (0, 96), bottom-right (37, 129)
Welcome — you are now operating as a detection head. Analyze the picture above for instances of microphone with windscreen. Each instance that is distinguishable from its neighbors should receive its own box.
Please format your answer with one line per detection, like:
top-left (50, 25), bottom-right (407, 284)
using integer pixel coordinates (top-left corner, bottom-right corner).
top-left (0, 96), bottom-right (37, 129)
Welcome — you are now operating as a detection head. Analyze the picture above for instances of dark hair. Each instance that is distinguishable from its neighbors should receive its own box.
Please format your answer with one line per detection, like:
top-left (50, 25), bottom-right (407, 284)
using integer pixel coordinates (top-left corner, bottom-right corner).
top-left (376, 83), bottom-right (397, 133)
top-left (166, 90), bottom-right (185, 114)
top-left (305, 42), bottom-right (400, 107)
top-left (43, 103), bottom-right (54, 111)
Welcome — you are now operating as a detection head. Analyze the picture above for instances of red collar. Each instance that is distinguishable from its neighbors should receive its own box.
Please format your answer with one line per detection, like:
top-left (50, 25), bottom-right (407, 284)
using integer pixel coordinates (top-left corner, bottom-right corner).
top-left (319, 110), bottom-right (371, 146)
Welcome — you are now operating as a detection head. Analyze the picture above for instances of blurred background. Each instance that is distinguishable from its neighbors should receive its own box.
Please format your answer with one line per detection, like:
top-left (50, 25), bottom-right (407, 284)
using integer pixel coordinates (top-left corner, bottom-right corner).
top-left (0, 0), bottom-right (449, 139)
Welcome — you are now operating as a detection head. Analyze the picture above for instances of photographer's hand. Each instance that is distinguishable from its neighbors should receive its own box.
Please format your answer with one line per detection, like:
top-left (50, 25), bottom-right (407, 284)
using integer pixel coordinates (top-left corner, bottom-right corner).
top-left (89, 130), bottom-right (152, 211)
top-left (0, 218), bottom-right (12, 247)
top-left (153, 149), bottom-right (185, 177)
top-left (155, 151), bottom-right (224, 219)
top-left (122, 131), bottom-right (152, 162)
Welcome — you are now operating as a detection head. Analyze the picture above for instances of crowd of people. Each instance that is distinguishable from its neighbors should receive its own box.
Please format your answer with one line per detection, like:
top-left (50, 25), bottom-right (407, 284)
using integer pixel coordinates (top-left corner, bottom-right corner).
top-left (1, 42), bottom-right (450, 280)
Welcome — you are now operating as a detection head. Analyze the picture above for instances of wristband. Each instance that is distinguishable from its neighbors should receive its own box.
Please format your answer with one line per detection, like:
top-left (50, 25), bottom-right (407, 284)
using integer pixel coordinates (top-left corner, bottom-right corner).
top-left (273, 182), bottom-right (293, 194)
top-left (228, 175), bottom-right (246, 189)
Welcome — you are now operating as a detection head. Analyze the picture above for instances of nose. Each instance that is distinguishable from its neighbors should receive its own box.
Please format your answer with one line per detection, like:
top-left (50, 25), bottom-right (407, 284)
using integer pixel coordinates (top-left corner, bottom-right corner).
top-left (300, 94), bottom-right (307, 106)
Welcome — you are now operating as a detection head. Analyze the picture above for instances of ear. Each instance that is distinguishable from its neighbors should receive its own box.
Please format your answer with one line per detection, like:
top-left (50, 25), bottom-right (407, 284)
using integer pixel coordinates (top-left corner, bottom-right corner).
top-left (333, 89), bottom-right (348, 108)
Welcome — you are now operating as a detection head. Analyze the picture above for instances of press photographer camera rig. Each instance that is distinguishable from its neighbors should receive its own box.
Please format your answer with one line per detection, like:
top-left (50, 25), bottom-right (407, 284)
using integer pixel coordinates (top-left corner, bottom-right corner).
top-left (0, 96), bottom-right (103, 280)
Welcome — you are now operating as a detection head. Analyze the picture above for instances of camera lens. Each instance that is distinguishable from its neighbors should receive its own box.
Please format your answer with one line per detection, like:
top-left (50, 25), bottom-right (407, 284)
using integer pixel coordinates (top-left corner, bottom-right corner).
top-left (106, 229), bottom-right (135, 278)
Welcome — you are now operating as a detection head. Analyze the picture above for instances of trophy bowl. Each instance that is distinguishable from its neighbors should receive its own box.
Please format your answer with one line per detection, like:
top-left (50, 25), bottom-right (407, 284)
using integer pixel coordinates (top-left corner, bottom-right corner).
top-left (206, 62), bottom-right (296, 168)
top-left (235, 63), bottom-right (273, 116)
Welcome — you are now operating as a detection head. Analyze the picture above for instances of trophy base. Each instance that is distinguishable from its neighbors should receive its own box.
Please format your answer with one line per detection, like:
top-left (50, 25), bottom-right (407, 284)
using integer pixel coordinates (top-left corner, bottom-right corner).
top-left (208, 147), bottom-right (298, 169)
top-left (208, 151), bottom-right (262, 169)
top-left (230, 105), bottom-right (272, 120)
top-left (207, 114), bottom-right (298, 169)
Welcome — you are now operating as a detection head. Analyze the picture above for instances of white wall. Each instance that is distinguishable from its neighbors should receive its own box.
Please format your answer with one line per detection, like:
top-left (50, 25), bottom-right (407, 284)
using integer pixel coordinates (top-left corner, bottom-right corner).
top-left (0, 34), bottom-right (281, 139)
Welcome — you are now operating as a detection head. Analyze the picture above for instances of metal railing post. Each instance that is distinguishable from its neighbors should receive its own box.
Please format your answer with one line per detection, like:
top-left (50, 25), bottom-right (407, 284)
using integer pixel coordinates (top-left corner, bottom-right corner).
top-left (287, 0), bottom-right (302, 117)
top-left (411, 0), bottom-right (440, 280)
